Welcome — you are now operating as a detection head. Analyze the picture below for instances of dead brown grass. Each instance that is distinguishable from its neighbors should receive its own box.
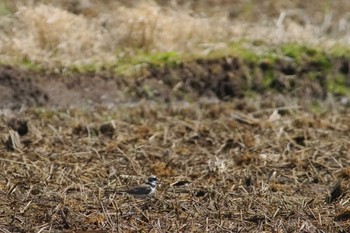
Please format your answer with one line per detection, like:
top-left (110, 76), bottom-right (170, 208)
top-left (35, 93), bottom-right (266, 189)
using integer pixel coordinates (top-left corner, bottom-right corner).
top-left (1, 97), bottom-right (350, 231)
top-left (1, 0), bottom-right (350, 68)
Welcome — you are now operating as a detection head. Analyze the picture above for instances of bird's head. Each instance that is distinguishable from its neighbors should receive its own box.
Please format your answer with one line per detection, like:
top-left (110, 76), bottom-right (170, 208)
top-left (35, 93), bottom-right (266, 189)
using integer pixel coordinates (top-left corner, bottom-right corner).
top-left (147, 175), bottom-right (159, 185)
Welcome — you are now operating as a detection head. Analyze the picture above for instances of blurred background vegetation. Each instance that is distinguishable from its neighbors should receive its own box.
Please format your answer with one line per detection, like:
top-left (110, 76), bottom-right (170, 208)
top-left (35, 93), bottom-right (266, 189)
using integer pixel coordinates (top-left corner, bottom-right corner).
top-left (1, 0), bottom-right (350, 69)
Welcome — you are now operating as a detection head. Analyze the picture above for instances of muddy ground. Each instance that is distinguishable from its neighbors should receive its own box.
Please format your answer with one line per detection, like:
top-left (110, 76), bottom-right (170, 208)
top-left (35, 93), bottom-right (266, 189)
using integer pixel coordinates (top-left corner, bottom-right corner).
top-left (1, 58), bottom-right (350, 232)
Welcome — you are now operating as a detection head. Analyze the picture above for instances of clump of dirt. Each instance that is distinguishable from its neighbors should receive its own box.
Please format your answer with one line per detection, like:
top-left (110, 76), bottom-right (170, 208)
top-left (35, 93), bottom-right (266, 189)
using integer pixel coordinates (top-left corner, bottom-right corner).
top-left (7, 117), bottom-right (28, 136)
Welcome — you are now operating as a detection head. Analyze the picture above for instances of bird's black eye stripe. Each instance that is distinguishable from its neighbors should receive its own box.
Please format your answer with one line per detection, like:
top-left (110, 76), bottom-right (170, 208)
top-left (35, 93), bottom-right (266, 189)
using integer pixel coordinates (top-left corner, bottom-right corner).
top-left (148, 177), bottom-right (159, 182)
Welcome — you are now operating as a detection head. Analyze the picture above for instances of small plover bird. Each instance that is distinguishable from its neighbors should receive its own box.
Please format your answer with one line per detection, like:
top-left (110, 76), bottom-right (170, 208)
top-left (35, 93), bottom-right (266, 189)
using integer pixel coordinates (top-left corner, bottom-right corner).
top-left (124, 175), bottom-right (159, 198)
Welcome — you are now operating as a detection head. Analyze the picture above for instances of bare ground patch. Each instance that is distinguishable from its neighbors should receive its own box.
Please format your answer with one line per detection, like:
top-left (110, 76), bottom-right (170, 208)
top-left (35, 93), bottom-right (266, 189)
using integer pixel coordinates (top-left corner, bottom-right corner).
top-left (0, 51), bottom-right (349, 108)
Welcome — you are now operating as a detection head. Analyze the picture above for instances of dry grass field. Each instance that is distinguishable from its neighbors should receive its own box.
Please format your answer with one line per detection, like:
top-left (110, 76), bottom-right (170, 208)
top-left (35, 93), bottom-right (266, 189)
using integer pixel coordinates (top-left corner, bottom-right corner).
top-left (1, 0), bottom-right (350, 68)
top-left (1, 1), bottom-right (350, 232)
top-left (1, 98), bottom-right (350, 232)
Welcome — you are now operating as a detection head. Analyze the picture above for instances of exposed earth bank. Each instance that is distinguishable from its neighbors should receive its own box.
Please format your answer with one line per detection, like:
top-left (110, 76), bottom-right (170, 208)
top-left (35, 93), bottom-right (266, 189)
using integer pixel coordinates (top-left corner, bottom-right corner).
top-left (1, 54), bottom-right (350, 108)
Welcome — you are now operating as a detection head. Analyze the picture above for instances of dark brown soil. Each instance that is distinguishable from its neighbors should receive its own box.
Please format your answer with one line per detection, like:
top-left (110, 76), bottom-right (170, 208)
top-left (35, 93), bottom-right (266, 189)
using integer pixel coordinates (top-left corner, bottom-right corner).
top-left (0, 65), bottom-right (129, 108)
top-left (1, 55), bottom-right (348, 108)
